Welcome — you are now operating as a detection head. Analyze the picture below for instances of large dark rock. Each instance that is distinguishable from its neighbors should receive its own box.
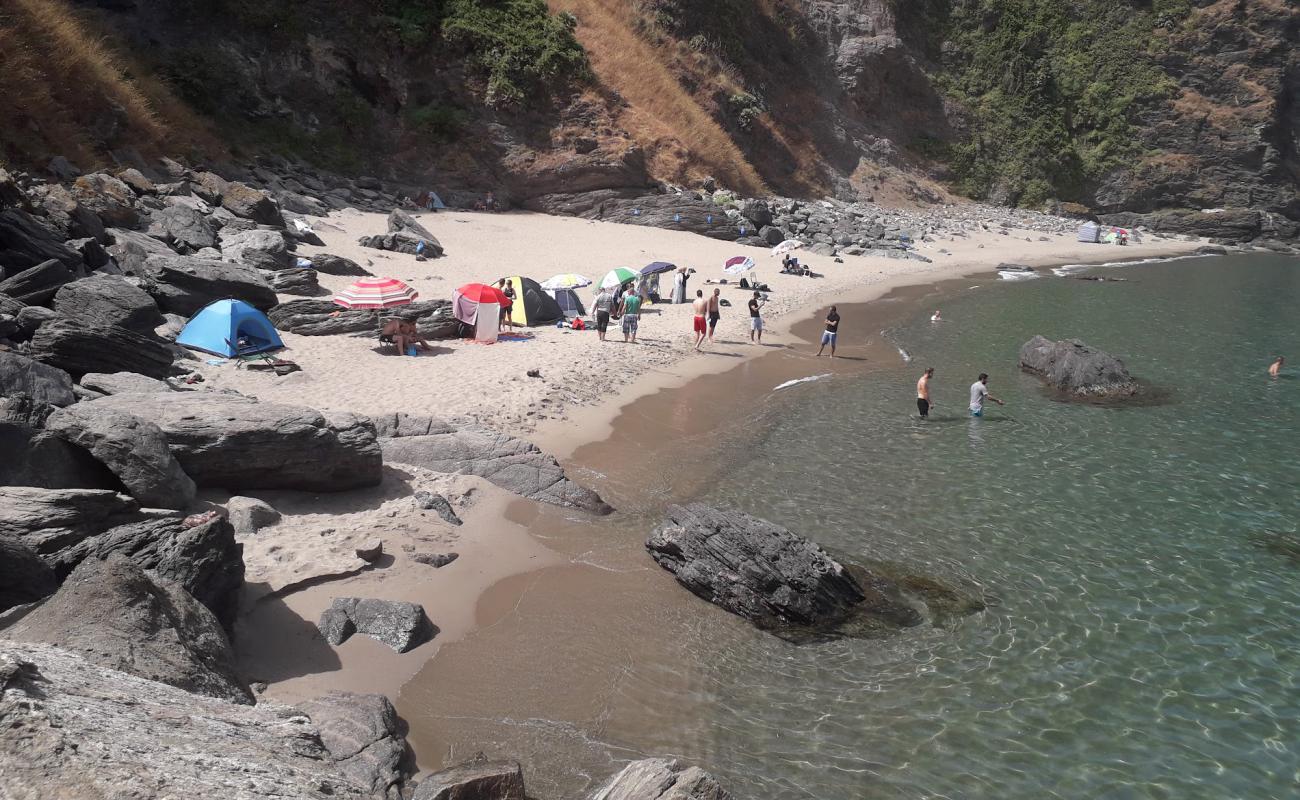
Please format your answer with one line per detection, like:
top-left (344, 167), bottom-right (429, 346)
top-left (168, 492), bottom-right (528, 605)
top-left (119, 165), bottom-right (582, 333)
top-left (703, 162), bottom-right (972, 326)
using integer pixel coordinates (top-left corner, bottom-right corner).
top-left (4, 557), bottom-right (252, 703)
top-left (739, 198), bottom-right (773, 227)
top-left (309, 253), bottom-right (372, 276)
top-left (26, 183), bottom-right (107, 243)
top-left (300, 691), bottom-right (410, 799)
top-left (413, 756), bottom-right (525, 800)
top-left (1018, 335), bottom-right (1141, 398)
top-left (0, 258), bottom-right (76, 304)
top-left (45, 403), bottom-right (196, 510)
top-left (0, 641), bottom-right (376, 798)
top-left (0, 209), bottom-right (84, 272)
top-left (376, 413), bottom-right (612, 514)
top-left (590, 758), bottom-right (733, 800)
top-left (52, 274), bottom-right (164, 332)
top-left (106, 226), bottom-right (174, 274)
top-left (1100, 209), bottom-right (1262, 242)
top-left (646, 504), bottom-right (983, 642)
top-left (221, 182), bottom-right (283, 226)
top-left (138, 254), bottom-right (277, 315)
top-left (27, 317), bottom-right (175, 379)
top-left (319, 597), bottom-right (435, 653)
top-left (86, 392), bottom-right (383, 492)
top-left (220, 228), bottom-right (291, 270)
top-left (265, 266), bottom-right (326, 296)
top-left (79, 371), bottom-right (172, 395)
top-left (0, 535), bottom-right (58, 613)
top-left (72, 173), bottom-right (140, 228)
top-left (387, 208), bottom-right (436, 240)
top-left (358, 230), bottom-right (443, 257)
top-left (0, 419), bottom-right (120, 492)
top-left (268, 298), bottom-right (457, 338)
top-left (146, 205), bottom-right (218, 252)
top-left (0, 351), bottom-right (76, 406)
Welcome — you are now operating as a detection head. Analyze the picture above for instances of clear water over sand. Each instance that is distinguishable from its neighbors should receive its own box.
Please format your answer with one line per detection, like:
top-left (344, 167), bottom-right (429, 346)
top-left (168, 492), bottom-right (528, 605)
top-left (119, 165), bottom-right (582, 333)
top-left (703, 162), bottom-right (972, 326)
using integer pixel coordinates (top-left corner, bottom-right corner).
top-left (405, 253), bottom-right (1300, 798)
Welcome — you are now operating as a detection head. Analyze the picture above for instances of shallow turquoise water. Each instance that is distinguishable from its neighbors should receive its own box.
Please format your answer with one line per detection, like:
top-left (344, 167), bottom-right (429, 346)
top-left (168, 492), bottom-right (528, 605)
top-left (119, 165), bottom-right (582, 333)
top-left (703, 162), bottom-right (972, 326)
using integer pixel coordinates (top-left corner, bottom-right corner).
top-left (642, 254), bottom-right (1300, 798)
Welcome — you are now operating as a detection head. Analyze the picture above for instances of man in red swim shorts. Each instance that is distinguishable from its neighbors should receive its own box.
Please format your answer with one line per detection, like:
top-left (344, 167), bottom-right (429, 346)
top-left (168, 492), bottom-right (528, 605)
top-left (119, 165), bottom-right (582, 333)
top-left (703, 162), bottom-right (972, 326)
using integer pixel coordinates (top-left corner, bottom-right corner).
top-left (691, 289), bottom-right (709, 351)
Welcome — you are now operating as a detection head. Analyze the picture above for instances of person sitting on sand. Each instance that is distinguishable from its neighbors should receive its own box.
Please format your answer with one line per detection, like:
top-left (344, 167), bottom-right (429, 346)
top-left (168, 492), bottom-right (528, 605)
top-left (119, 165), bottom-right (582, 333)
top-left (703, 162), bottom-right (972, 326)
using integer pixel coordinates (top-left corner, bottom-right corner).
top-left (917, 367), bottom-right (935, 418)
top-left (691, 289), bottom-right (709, 351)
top-left (382, 318), bottom-right (430, 356)
top-left (816, 306), bottom-right (840, 357)
top-left (1269, 355), bottom-right (1285, 377)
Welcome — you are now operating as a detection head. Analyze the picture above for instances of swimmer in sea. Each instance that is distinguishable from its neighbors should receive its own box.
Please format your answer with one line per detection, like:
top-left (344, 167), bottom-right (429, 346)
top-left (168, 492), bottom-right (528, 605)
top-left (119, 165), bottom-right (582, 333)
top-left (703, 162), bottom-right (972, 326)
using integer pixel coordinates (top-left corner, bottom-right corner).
top-left (1269, 355), bottom-right (1285, 377)
top-left (931, 310), bottom-right (942, 323)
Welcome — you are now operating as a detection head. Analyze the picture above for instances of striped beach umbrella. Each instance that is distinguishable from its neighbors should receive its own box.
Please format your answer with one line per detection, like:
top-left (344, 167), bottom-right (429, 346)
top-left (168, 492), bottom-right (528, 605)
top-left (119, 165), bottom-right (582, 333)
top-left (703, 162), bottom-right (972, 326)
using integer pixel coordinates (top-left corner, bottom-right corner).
top-left (540, 273), bottom-right (592, 290)
top-left (599, 267), bottom-right (639, 289)
top-left (333, 277), bottom-right (419, 309)
top-left (723, 255), bottom-right (756, 275)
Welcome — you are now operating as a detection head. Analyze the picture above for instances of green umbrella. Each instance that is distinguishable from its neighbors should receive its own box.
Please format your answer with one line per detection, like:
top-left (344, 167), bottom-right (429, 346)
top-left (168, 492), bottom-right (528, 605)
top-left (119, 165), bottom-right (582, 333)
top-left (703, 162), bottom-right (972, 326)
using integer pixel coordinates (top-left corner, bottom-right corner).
top-left (599, 267), bottom-right (639, 289)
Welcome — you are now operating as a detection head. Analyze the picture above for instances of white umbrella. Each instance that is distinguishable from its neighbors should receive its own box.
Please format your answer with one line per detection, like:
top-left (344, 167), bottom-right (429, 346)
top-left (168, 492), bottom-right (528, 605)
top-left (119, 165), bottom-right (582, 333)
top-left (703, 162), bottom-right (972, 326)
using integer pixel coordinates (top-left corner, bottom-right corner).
top-left (540, 273), bottom-right (592, 290)
top-left (723, 256), bottom-right (756, 275)
top-left (770, 239), bottom-right (805, 256)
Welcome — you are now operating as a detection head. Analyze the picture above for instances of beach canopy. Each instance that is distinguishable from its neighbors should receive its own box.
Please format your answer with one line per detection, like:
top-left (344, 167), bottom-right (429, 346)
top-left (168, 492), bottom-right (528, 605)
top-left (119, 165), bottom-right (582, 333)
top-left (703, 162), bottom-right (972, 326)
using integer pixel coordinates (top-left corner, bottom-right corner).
top-left (600, 267), bottom-right (639, 289)
top-left (176, 298), bottom-right (283, 357)
top-left (540, 273), bottom-right (591, 290)
top-left (771, 239), bottom-right (804, 256)
top-left (547, 288), bottom-right (586, 319)
top-left (452, 283), bottom-right (509, 342)
top-left (503, 275), bottom-right (564, 326)
top-left (333, 277), bottom-right (418, 309)
top-left (723, 256), bottom-right (756, 275)
top-left (1077, 222), bottom-right (1101, 243)
top-left (641, 261), bottom-right (677, 276)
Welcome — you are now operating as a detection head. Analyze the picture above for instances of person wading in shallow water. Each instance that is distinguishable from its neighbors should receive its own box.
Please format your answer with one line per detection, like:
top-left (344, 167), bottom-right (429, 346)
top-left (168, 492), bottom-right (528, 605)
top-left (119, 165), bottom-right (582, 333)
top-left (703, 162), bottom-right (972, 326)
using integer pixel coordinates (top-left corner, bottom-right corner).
top-left (968, 373), bottom-right (1005, 417)
top-left (916, 367), bottom-right (935, 418)
top-left (1269, 355), bottom-right (1285, 377)
top-left (816, 306), bottom-right (840, 357)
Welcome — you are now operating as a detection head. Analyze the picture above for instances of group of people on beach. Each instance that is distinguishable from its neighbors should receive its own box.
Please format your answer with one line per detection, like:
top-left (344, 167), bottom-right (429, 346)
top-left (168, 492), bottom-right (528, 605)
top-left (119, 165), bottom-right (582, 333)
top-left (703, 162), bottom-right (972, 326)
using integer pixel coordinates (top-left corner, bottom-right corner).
top-left (916, 367), bottom-right (1006, 419)
top-left (589, 283), bottom-right (643, 344)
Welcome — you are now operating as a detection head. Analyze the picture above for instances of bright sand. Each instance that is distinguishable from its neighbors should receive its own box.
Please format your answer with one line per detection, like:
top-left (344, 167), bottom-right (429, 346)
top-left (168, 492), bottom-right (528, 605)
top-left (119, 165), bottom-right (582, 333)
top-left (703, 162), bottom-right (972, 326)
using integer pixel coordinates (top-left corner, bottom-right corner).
top-left (227, 208), bottom-right (1204, 713)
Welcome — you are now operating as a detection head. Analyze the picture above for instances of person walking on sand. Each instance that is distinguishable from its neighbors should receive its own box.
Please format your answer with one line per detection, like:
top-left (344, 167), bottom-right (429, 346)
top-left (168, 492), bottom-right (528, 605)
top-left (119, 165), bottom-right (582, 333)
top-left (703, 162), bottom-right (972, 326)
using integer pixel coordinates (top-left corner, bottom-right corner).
top-left (969, 373), bottom-right (1005, 417)
top-left (592, 285), bottom-right (615, 342)
top-left (816, 306), bottom-right (840, 357)
top-left (916, 367), bottom-right (935, 418)
top-left (748, 291), bottom-right (765, 343)
top-left (707, 288), bottom-right (722, 343)
top-left (619, 288), bottom-right (643, 344)
top-left (691, 290), bottom-right (709, 351)
top-left (1269, 355), bottom-right (1285, 377)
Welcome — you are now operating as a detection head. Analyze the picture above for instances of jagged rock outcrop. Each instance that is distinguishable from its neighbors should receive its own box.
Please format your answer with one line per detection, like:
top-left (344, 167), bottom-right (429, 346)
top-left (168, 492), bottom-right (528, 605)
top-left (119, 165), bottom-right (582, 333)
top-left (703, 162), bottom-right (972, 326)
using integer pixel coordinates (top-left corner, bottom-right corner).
top-left (319, 597), bottom-right (436, 653)
top-left (0, 536), bottom-right (58, 613)
top-left (146, 204), bottom-right (218, 252)
top-left (27, 317), bottom-right (175, 379)
top-left (387, 208), bottom-right (436, 240)
top-left (647, 504), bottom-right (983, 642)
top-left (526, 190), bottom-right (750, 242)
top-left (309, 252), bottom-right (372, 276)
top-left (84, 392), bottom-right (383, 492)
top-left (3, 557), bottom-right (253, 703)
top-left (221, 227), bottom-right (292, 269)
top-left (0, 642), bottom-right (374, 799)
top-left (45, 402), bottom-right (197, 510)
top-left (265, 266), bottom-right (326, 296)
top-left (137, 253), bottom-right (277, 315)
top-left (1018, 335), bottom-right (1142, 398)
top-left (0, 410), bottom-right (121, 492)
top-left (414, 490), bottom-right (462, 525)
top-left (412, 756), bottom-right (525, 800)
top-left (0, 209), bottom-right (84, 273)
top-left (72, 172), bottom-right (140, 228)
top-left (221, 182), bottom-right (284, 225)
top-left (358, 230), bottom-right (443, 258)
top-left (0, 258), bottom-right (75, 304)
top-left (0, 351), bottom-right (76, 406)
top-left (300, 691), bottom-right (411, 799)
top-left (106, 226), bottom-right (173, 273)
top-left (268, 298), bottom-right (458, 338)
top-left (375, 412), bottom-right (612, 514)
top-left (51, 273), bottom-right (164, 333)
top-left (591, 758), bottom-right (733, 800)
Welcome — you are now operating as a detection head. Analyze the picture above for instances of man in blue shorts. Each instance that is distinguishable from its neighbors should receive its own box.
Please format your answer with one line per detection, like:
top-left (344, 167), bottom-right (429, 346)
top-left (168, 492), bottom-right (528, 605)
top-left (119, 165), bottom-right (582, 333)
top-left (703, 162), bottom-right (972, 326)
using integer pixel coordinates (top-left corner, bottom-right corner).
top-left (968, 373), bottom-right (1005, 417)
top-left (816, 306), bottom-right (840, 357)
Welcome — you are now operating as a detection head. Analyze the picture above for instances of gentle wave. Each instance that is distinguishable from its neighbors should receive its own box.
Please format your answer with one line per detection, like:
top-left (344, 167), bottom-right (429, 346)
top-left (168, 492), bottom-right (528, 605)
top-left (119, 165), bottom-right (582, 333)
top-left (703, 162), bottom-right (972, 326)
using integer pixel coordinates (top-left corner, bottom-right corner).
top-left (774, 374), bottom-right (832, 391)
top-left (1051, 252), bottom-right (1218, 277)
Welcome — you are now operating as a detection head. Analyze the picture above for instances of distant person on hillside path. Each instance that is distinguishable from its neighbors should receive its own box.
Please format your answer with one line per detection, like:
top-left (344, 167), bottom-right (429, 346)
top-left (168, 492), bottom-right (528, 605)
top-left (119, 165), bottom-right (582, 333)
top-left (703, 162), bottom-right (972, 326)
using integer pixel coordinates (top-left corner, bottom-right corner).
top-left (969, 373), bottom-right (1005, 417)
top-left (816, 306), bottom-right (840, 357)
top-left (708, 288), bottom-right (722, 343)
top-left (917, 367), bottom-right (935, 418)
top-left (748, 291), bottom-right (765, 343)
top-left (1269, 355), bottom-right (1285, 377)
top-left (692, 290), bottom-right (708, 351)
top-left (593, 286), bottom-right (615, 342)
top-left (619, 289), bottom-right (642, 344)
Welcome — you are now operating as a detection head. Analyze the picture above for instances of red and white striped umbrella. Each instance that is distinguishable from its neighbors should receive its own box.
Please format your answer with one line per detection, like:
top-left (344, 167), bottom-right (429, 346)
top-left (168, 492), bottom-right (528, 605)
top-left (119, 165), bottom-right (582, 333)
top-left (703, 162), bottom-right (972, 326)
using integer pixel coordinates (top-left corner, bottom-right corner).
top-left (333, 277), bottom-right (419, 309)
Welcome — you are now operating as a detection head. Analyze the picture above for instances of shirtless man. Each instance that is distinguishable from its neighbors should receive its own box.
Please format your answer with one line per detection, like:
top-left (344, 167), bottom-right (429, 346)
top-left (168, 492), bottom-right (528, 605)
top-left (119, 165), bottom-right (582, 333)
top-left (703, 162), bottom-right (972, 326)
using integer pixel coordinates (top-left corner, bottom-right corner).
top-left (691, 290), bottom-right (709, 351)
top-left (707, 288), bottom-right (722, 343)
top-left (1269, 355), bottom-right (1285, 377)
top-left (916, 367), bottom-right (935, 418)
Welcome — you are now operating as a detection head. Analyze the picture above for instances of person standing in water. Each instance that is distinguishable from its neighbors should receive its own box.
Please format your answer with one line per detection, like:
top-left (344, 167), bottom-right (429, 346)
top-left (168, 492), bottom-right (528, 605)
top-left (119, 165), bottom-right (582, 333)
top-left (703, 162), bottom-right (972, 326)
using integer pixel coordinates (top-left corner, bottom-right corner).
top-left (931, 310), bottom-right (942, 323)
top-left (916, 367), bottom-right (935, 418)
top-left (969, 373), bottom-right (1005, 417)
top-left (816, 306), bottom-right (840, 357)
top-left (691, 289), bottom-right (709, 351)
top-left (1269, 355), bottom-right (1285, 377)
top-left (748, 291), bottom-right (765, 344)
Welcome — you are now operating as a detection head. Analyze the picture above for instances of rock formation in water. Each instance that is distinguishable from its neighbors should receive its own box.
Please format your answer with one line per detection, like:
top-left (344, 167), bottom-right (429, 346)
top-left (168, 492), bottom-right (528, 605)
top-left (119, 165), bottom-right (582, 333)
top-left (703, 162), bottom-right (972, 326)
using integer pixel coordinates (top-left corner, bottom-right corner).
top-left (1018, 335), bottom-right (1142, 399)
top-left (647, 503), bottom-right (984, 642)
top-left (590, 758), bottom-right (734, 800)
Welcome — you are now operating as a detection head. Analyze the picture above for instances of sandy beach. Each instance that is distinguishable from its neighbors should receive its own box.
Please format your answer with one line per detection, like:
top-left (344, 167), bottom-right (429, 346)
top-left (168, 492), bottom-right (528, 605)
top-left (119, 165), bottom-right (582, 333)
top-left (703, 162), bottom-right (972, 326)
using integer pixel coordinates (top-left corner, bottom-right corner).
top-left (224, 207), bottom-right (1205, 746)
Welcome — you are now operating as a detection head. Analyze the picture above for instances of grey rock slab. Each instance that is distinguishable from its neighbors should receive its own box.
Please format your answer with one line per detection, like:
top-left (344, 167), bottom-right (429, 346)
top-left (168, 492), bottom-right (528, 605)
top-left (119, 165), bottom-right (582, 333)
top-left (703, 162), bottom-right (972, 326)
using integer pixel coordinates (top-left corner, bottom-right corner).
top-left (220, 227), bottom-right (291, 270)
top-left (45, 403), bottom-right (196, 510)
top-left (309, 252), bottom-right (372, 276)
top-left (412, 552), bottom-right (458, 569)
top-left (72, 172), bottom-right (140, 228)
top-left (355, 538), bottom-right (383, 562)
top-left (387, 208), bottom-right (436, 240)
top-left (0, 641), bottom-right (373, 799)
top-left (225, 495), bottom-right (281, 535)
top-left (413, 756), bottom-right (526, 800)
top-left (0, 350), bottom-right (76, 406)
top-left (221, 181), bottom-right (284, 226)
top-left (84, 392), bottom-right (383, 492)
top-left (27, 317), bottom-right (175, 379)
top-left (52, 273), bottom-right (164, 333)
top-left (106, 226), bottom-right (174, 274)
top-left (0, 421), bottom-right (121, 492)
top-left (301, 691), bottom-right (410, 798)
top-left (590, 758), bottom-right (733, 800)
top-left (0, 258), bottom-right (76, 305)
top-left (1018, 335), bottom-right (1141, 398)
top-left (319, 597), bottom-right (435, 653)
top-left (79, 371), bottom-right (171, 395)
top-left (414, 490), bottom-right (462, 525)
top-left (138, 253), bottom-right (277, 315)
top-left (265, 266), bottom-right (325, 296)
top-left (4, 556), bottom-right (252, 703)
top-left (358, 230), bottom-right (443, 257)
top-left (0, 208), bottom-right (84, 272)
top-left (146, 204), bottom-right (217, 252)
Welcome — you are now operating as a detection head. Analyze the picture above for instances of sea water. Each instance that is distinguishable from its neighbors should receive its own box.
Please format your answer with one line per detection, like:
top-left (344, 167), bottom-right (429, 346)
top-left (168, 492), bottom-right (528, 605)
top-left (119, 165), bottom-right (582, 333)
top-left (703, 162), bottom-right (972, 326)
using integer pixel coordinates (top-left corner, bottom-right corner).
top-left (408, 254), bottom-right (1300, 799)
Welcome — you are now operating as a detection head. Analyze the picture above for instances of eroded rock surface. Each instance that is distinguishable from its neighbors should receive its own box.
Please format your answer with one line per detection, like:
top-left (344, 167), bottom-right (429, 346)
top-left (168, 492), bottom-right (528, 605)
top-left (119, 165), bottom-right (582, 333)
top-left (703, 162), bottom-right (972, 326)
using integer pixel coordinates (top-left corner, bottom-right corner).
top-left (591, 758), bottom-right (733, 800)
top-left (300, 691), bottom-right (410, 799)
top-left (319, 597), bottom-right (435, 653)
top-left (1018, 335), bottom-right (1141, 398)
top-left (412, 756), bottom-right (525, 800)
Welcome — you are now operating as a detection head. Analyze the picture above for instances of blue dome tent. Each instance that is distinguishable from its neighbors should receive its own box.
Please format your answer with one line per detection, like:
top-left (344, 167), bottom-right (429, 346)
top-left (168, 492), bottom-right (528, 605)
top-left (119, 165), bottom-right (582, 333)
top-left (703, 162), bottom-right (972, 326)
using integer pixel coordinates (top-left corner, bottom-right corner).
top-left (176, 298), bottom-right (284, 357)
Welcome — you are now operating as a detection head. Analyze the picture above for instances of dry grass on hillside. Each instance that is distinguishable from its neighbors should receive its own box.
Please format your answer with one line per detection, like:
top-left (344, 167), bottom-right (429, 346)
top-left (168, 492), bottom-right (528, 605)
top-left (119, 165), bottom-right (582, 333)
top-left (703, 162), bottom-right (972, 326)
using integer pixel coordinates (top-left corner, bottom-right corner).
top-left (0, 0), bottom-right (217, 168)
top-left (550, 0), bottom-right (767, 195)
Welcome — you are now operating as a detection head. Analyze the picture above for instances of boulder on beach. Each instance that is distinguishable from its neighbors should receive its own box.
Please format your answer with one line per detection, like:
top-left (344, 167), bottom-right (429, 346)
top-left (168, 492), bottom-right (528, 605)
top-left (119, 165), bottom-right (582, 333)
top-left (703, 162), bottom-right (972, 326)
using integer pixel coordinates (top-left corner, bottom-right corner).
top-left (79, 371), bottom-right (172, 396)
top-left (0, 351), bottom-right (76, 407)
top-left (0, 641), bottom-right (375, 798)
top-left (146, 205), bottom-right (218, 252)
top-left (268, 298), bottom-right (457, 338)
top-left (590, 758), bottom-right (733, 800)
top-left (3, 557), bottom-right (253, 703)
top-left (1018, 335), bottom-right (1141, 398)
top-left (309, 252), bottom-right (372, 276)
top-left (301, 691), bottom-right (411, 799)
top-left (647, 504), bottom-right (983, 642)
top-left (225, 496), bottom-right (281, 535)
top-left (138, 254), bottom-right (277, 315)
top-left (0, 208), bottom-right (84, 272)
top-left (220, 228), bottom-right (291, 270)
top-left (84, 392), bottom-right (383, 492)
top-left (221, 181), bottom-right (283, 226)
top-left (412, 756), bottom-right (525, 800)
top-left (26, 317), bottom-right (176, 379)
top-left (376, 413), bottom-right (612, 514)
top-left (319, 597), bottom-right (436, 653)
top-left (358, 230), bottom-right (444, 257)
top-left (0, 258), bottom-right (76, 305)
top-left (52, 274), bottom-right (165, 333)
top-left (265, 266), bottom-right (326, 296)
top-left (387, 208), bottom-right (437, 241)
top-left (414, 490), bottom-right (462, 525)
